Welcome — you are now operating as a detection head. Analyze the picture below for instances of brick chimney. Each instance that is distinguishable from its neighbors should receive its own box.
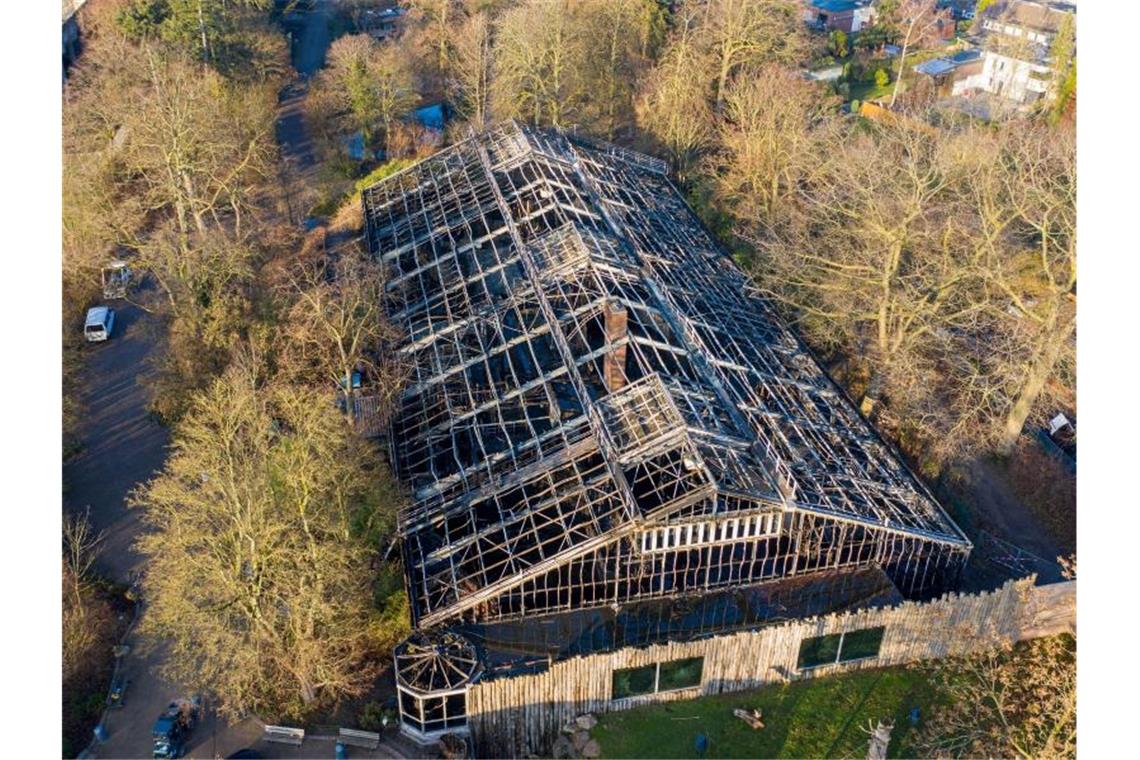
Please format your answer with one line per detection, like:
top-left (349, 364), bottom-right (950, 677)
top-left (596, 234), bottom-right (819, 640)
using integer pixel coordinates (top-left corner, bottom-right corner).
top-left (603, 301), bottom-right (629, 393)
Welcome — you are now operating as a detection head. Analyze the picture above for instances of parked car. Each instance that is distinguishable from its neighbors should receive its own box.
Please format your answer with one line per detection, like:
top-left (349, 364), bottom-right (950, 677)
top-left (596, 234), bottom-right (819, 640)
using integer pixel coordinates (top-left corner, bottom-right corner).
top-left (152, 696), bottom-right (201, 759)
top-left (84, 306), bottom-right (116, 343)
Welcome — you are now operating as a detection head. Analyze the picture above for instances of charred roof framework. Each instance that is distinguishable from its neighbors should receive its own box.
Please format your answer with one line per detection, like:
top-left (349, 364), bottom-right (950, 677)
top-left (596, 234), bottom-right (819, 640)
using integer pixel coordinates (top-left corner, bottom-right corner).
top-left (362, 122), bottom-right (971, 638)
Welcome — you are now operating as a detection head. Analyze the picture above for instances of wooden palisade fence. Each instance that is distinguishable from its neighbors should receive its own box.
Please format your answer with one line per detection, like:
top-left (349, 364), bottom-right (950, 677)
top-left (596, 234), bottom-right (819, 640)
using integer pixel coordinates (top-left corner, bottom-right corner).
top-left (466, 577), bottom-right (1075, 757)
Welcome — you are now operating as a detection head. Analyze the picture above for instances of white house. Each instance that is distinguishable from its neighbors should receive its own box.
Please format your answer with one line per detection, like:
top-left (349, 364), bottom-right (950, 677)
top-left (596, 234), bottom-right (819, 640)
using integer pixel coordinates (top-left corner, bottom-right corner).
top-left (953, 1), bottom-right (1074, 107)
top-left (951, 49), bottom-right (1052, 103)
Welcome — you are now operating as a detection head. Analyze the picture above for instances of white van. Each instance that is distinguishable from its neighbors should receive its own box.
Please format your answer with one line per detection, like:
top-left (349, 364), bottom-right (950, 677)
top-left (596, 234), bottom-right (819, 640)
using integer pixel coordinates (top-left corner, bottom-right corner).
top-left (85, 306), bottom-right (116, 343)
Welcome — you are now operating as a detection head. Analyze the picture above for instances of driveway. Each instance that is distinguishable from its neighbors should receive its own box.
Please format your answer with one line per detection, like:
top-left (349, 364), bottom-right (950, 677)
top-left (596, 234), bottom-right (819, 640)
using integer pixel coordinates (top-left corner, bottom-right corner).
top-left (277, 0), bottom-right (334, 175)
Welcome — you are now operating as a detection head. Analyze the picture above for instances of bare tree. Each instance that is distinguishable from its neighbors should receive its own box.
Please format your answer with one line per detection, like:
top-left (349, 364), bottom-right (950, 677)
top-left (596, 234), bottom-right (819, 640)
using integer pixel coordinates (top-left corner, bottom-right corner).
top-left (635, 12), bottom-right (714, 176)
top-left (138, 224), bottom-right (256, 328)
top-left (132, 359), bottom-right (401, 718)
top-left (979, 125), bottom-right (1076, 453)
top-left (408, 0), bottom-right (458, 73)
top-left (282, 245), bottom-right (405, 424)
top-left (408, 0), bottom-right (464, 83)
top-left (492, 0), bottom-right (583, 127)
top-left (760, 121), bottom-right (983, 382)
top-left (885, 0), bottom-right (949, 107)
top-left (118, 47), bottom-right (277, 249)
top-left (451, 8), bottom-right (494, 128)
top-left (918, 634), bottom-right (1075, 759)
top-left (578, 0), bottom-right (655, 139)
top-left (323, 34), bottom-right (419, 154)
top-left (698, 0), bottom-right (806, 109)
top-left (710, 66), bottom-right (833, 227)
top-left (63, 508), bottom-right (105, 618)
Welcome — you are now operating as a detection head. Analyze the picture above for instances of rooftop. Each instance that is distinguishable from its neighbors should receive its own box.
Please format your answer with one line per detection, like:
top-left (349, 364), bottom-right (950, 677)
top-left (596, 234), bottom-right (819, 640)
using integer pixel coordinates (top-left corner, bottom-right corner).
top-left (979, 0), bottom-right (1074, 34)
top-left (915, 49), bottom-right (983, 76)
top-left (808, 0), bottom-right (873, 12)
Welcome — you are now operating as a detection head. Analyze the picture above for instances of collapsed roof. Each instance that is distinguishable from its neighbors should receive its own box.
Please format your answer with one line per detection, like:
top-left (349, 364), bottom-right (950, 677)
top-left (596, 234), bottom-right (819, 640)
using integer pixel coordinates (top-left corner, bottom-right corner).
top-left (362, 122), bottom-right (970, 630)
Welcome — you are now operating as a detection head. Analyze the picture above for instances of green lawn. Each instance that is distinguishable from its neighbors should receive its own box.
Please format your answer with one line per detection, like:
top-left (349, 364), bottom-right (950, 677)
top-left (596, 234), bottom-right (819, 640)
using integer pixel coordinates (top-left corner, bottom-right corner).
top-left (849, 80), bottom-right (896, 103)
top-left (592, 665), bottom-right (938, 759)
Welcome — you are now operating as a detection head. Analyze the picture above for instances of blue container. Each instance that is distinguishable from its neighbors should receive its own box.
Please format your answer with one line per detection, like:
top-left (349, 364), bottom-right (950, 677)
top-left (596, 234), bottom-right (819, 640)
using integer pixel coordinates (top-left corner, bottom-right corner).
top-left (93, 723), bottom-right (109, 742)
top-left (335, 741), bottom-right (348, 760)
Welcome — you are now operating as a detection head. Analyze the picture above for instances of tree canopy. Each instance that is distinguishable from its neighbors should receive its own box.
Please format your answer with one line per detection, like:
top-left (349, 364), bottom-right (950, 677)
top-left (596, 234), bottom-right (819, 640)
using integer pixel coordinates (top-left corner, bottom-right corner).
top-left (132, 360), bottom-right (404, 718)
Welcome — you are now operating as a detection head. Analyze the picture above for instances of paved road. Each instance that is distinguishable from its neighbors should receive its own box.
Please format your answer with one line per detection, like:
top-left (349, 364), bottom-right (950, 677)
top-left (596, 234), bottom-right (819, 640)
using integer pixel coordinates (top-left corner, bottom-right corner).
top-left (63, 298), bottom-right (167, 580)
top-left (64, 4), bottom-right (341, 758)
top-left (62, 293), bottom-right (264, 759)
top-left (277, 0), bottom-right (334, 182)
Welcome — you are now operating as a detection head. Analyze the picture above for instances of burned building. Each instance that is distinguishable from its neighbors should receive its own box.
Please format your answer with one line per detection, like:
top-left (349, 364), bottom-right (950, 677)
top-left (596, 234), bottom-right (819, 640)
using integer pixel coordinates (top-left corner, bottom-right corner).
top-left (361, 122), bottom-right (970, 744)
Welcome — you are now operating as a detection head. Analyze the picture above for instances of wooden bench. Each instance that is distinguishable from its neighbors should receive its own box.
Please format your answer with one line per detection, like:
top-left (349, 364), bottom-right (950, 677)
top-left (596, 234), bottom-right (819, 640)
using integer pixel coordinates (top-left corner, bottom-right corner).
top-left (263, 725), bottom-right (305, 746)
top-left (338, 728), bottom-right (381, 749)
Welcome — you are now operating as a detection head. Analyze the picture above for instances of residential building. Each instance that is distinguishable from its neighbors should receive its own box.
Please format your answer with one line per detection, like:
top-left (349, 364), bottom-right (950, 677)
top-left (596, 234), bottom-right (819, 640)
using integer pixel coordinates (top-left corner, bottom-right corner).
top-left (804, 0), bottom-right (877, 34)
top-left (933, 0), bottom-right (1075, 107)
top-left (360, 5), bottom-right (407, 41)
top-left (913, 48), bottom-right (985, 94)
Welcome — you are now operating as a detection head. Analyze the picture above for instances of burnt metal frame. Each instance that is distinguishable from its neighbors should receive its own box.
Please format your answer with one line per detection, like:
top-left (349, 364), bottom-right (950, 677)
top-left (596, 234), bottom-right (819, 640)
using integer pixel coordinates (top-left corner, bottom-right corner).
top-left (362, 122), bottom-right (971, 635)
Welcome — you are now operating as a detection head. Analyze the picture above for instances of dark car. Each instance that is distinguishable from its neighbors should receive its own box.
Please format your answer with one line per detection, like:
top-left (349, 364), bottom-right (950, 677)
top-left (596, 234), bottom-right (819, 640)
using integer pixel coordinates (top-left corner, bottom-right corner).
top-left (152, 697), bottom-right (201, 759)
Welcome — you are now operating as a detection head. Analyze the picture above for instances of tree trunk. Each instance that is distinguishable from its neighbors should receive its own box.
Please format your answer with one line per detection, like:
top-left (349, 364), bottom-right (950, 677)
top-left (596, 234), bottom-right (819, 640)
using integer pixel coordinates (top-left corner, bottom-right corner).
top-left (299, 674), bottom-right (316, 706)
top-left (182, 171), bottom-right (207, 236)
top-left (716, 49), bottom-right (732, 111)
top-left (996, 311), bottom-right (1072, 455)
top-left (197, 0), bottom-right (210, 63)
top-left (889, 22), bottom-right (914, 108)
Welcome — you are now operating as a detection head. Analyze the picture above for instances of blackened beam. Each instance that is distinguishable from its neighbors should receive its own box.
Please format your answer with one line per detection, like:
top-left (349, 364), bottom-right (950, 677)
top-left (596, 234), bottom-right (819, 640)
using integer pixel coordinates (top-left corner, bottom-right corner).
top-left (401, 433), bottom-right (599, 535)
top-left (654, 174), bottom-right (968, 549)
top-left (783, 503), bottom-right (972, 547)
top-left (410, 339), bottom-right (630, 440)
top-left (420, 441), bottom-right (608, 562)
top-left (562, 139), bottom-right (789, 502)
top-left (415, 478), bottom-right (720, 629)
top-left (471, 131), bottom-right (643, 527)
top-left (414, 475), bottom-right (974, 630)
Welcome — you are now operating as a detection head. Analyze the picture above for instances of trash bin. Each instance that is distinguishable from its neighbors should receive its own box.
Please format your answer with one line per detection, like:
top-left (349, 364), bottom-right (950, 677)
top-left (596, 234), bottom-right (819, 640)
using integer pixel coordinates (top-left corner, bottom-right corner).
top-left (93, 723), bottom-right (108, 742)
top-left (335, 741), bottom-right (347, 759)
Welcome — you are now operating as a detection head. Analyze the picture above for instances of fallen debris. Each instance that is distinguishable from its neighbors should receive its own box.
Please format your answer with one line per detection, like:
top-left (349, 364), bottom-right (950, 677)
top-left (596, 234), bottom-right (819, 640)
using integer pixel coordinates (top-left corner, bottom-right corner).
top-left (864, 718), bottom-right (894, 760)
top-left (733, 708), bottom-right (765, 730)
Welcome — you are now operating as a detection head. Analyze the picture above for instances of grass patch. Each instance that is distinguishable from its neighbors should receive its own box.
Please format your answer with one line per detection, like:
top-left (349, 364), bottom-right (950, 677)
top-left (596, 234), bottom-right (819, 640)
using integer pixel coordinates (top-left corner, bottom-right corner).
top-left (351, 159), bottom-right (417, 199)
top-left (593, 665), bottom-right (938, 759)
top-left (310, 158), bottom-right (418, 220)
top-left (849, 80), bottom-right (895, 103)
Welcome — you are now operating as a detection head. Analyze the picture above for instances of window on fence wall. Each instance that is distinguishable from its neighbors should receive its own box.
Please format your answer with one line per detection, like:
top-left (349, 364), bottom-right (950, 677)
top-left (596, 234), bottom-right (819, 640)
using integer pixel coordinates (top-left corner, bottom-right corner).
top-left (797, 626), bottom-right (886, 670)
top-left (612, 657), bottom-right (704, 700)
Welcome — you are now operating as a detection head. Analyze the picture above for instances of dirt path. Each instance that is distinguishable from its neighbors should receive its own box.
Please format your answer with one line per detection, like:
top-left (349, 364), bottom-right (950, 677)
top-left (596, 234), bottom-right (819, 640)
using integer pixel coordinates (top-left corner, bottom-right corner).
top-left (966, 457), bottom-right (1063, 561)
top-left (276, 0), bottom-right (334, 179)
